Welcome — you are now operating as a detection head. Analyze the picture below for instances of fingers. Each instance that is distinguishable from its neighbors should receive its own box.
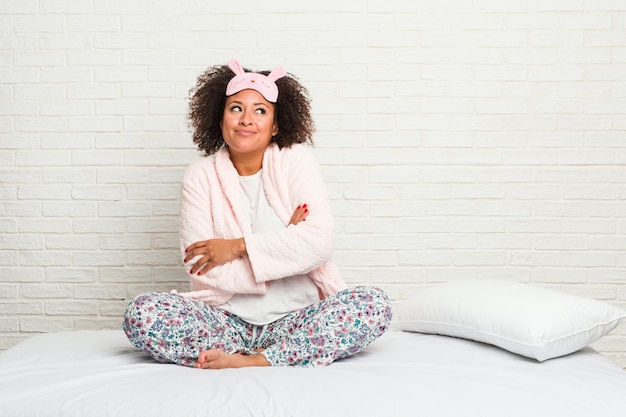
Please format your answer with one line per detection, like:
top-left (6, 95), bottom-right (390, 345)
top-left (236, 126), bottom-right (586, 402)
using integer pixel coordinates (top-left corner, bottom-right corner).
top-left (189, 259), bottom-right (207, 275)
top-left (185, 250), bottom-right (208, 272)
top-left (184, 240), bottom-right (205, 254)
top-left (192, 260), bottom-right (213, 276)
top-left (187, 251), bottom-right (215, 275)
top-left (184, 239), bottom-right (244, 275)
top-left (183, 240), bottom-right (210, 274)
top-left (289, 204), bottom-right (309, 225)
top-left (184, 241), bottom-right (215, 273)
top-left (184, 241), bottom-right (206, 263)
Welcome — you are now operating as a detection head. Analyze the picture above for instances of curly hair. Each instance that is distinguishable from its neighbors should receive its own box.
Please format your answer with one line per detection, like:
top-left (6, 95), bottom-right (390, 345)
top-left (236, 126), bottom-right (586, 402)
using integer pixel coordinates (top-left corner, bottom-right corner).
top-left (188, 64), bottom-right (315, 156)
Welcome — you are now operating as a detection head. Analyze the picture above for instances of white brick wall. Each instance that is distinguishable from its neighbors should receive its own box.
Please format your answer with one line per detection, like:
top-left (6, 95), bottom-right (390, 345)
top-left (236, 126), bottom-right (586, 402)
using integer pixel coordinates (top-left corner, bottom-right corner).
top-left (1, 1), bottom-right (625, 367)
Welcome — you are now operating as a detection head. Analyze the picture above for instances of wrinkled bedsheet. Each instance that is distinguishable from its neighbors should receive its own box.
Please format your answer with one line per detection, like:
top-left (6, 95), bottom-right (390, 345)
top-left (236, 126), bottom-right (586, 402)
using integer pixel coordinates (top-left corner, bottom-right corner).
top-left (1, 329), bottom-right (625, 417)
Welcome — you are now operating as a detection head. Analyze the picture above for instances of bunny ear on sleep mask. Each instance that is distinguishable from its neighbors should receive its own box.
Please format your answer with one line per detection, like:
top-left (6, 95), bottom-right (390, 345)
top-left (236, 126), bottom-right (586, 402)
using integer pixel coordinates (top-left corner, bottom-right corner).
top-left (225, 58), bottom-right (286, 103)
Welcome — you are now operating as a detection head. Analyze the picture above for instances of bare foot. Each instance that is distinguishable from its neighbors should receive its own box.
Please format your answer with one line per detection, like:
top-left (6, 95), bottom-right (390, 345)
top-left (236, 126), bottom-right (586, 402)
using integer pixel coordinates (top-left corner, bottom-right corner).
top-left (194, 349), bottom-right (270, 369)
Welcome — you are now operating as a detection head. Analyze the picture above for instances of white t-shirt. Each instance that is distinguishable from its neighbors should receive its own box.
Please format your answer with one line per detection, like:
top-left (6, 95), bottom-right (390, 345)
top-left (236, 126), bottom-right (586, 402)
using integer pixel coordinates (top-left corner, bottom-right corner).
top-left (219, 170), bottom-right (319, 325)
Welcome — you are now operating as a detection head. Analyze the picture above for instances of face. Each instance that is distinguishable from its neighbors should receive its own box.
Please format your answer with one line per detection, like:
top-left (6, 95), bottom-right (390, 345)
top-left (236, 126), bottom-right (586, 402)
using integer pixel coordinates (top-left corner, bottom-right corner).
top-left (220, 89), bottom-right (278, 163)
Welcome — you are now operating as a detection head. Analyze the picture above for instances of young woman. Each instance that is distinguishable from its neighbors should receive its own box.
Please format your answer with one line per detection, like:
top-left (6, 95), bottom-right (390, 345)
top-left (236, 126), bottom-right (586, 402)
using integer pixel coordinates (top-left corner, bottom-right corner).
top-left (123, 59), bottom-right (392, 369)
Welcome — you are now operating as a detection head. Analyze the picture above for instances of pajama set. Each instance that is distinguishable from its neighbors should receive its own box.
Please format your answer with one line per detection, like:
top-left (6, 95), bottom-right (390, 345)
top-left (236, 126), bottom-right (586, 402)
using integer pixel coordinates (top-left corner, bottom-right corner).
top-left (123, 144), bottom-right (392, 367)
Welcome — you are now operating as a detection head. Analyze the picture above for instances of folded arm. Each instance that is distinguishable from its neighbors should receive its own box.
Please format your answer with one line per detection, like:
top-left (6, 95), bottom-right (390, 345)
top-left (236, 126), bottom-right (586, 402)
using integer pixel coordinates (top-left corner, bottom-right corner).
top-left (179, 146), bottom-right (334, 293)
top-left (179, 161), bottom-right (263, 295)
top-left (244, 146), bottom-right (336, 283)
top-left (184, 205), bottom-right (309, 276)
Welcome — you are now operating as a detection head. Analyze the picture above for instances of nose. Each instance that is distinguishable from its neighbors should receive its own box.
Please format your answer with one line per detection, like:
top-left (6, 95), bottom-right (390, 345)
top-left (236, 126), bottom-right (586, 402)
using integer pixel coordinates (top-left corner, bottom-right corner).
top-left (239, 109), bottom-right (252, 125)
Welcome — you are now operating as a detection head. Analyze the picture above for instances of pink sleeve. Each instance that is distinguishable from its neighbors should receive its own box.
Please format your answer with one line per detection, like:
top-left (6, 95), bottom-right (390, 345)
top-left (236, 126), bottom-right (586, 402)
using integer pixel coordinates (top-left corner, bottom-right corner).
top-left (179, 159), bottom-right (266, 297)
top-left (244, 145), bottom-right (336, 283)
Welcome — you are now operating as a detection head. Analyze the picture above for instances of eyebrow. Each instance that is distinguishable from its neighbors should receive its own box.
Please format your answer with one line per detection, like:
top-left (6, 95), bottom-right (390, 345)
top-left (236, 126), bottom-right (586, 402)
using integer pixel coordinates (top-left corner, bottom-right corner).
top-left (227, 100), bottom-right (269, 107)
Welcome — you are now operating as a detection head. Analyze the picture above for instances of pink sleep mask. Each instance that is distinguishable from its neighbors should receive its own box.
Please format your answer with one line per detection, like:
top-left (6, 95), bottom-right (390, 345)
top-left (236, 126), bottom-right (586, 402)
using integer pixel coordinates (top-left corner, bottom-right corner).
top-left (225, 58), bottom-right (287, 103)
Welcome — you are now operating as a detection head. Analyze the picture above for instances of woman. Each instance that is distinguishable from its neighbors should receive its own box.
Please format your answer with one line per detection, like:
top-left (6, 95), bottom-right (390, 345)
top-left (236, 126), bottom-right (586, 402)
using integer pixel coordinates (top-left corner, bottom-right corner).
top-left (123, 59), bottom-right (392, 369)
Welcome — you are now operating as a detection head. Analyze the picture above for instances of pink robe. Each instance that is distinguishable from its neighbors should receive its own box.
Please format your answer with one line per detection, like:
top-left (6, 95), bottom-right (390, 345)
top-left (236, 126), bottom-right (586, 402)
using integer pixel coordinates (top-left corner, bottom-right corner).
top-left (177, 143), bottom-right (347, 305)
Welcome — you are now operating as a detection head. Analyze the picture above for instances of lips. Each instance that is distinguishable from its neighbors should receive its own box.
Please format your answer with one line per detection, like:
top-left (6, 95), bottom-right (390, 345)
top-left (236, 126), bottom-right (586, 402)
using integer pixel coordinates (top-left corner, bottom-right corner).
top-left (235, 129), bottom-right (256, 136)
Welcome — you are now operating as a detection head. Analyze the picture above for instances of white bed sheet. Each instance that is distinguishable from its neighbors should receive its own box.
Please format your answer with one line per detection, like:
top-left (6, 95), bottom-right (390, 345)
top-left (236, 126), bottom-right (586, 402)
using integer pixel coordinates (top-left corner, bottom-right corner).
top-left (0, 329), bottom-right (625, 417)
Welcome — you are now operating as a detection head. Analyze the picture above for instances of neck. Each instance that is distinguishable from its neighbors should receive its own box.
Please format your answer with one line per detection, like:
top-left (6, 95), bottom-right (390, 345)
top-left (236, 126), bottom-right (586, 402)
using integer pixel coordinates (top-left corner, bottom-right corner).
top-left (229, 150), bottom-right (263, 176)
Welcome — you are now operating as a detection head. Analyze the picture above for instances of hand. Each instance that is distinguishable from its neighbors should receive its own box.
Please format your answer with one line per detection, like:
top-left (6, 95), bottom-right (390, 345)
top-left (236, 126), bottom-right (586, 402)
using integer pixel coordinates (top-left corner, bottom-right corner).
top-left (184, 238), bottom-right (246, 276)
top-left (289, 204), bottom-right (309, 226)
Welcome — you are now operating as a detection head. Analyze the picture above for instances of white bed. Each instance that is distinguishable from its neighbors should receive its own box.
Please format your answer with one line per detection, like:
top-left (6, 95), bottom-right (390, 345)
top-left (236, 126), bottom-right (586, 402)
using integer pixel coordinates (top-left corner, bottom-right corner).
top-left (3, 279), bottom-right (626, 417)
top-left (1, 328), bottom-right (625, 417)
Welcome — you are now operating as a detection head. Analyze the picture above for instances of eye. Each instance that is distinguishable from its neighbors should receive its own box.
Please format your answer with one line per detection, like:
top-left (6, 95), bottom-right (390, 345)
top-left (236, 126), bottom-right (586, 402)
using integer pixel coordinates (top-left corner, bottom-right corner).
top-left (229, 105), bottom-right (242, 112)
top-left (255, 108), bottom-right (266, 115)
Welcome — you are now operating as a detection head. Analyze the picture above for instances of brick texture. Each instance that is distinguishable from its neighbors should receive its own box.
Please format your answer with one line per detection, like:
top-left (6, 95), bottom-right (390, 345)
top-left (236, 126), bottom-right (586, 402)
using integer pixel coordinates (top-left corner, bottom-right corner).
top-left (1, 1), bottom-right (625, 367)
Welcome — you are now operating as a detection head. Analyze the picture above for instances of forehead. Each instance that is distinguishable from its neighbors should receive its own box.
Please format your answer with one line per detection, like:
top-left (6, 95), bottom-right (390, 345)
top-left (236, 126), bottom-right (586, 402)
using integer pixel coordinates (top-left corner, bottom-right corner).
top-left (225, 89), bottom-right (272, 106)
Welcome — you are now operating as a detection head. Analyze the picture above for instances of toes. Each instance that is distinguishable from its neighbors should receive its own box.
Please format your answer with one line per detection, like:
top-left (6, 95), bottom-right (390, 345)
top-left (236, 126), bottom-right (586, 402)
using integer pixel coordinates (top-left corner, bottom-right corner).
top-left (195, 349), bottom-right (225, 369)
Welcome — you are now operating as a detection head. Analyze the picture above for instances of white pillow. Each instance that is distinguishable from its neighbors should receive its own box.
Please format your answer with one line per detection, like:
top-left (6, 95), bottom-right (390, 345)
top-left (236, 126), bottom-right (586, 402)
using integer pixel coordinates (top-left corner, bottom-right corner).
top-left (394, 279), bottom-right (626, 361)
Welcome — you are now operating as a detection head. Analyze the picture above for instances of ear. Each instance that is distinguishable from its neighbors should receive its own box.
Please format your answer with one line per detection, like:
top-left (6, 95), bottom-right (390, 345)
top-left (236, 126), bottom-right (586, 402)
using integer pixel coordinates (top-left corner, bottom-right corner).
top-left (227, 58), bottom-right (244, 75)
top-left (267, 66), bottom-right (286, 82)
top-left (272, 121), bottom-right (278, 137)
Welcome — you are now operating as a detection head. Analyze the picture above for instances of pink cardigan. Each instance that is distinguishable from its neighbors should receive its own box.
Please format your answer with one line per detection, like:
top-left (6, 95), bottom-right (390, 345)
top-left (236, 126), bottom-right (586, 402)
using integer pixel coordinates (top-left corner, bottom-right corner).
top-left (177, 143), bottom-right (347, 305)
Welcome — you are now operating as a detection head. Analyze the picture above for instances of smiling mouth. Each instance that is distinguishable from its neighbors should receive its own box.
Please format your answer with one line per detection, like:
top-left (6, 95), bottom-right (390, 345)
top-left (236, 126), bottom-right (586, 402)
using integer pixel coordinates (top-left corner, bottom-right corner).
top-left (235, 129), bottom-right (256, 135)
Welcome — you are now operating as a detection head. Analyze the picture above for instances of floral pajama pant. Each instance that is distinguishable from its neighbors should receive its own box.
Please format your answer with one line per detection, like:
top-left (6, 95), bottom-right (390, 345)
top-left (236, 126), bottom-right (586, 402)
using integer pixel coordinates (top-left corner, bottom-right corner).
top-left (123, 286), bottom-right (393, 367)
